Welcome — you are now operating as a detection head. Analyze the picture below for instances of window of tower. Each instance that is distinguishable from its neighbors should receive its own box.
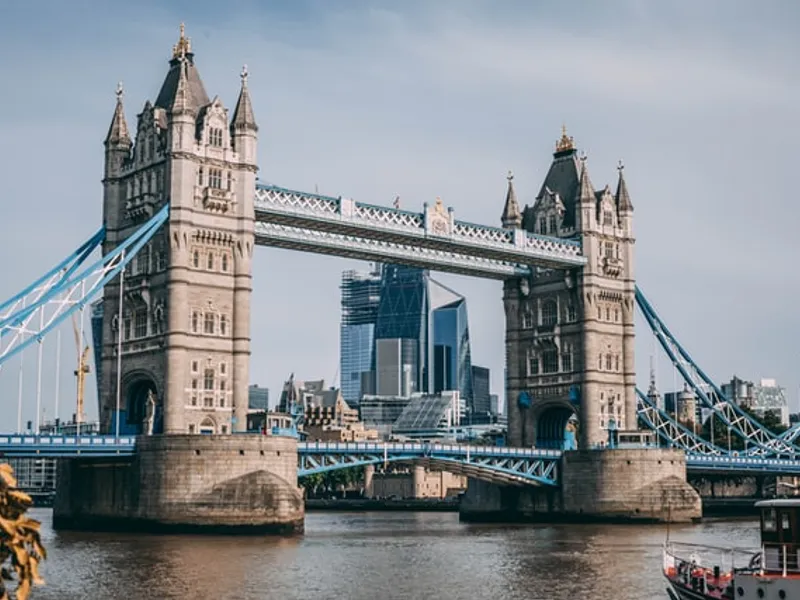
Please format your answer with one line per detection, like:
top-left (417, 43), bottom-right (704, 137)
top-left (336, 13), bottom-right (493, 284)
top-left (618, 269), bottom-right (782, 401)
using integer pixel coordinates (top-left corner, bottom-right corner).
top-left (191, 380), bottom-right (198, 406)
top-left (204, 369), bottom-right (215, 391)
top-left (604, 210), bottom-right (613, 226)
top-left (221, 253), bottom-right (229, 272)
top-left (226, 172), bottom-right (232, 191)
top-left (615, 355), bottom-right (620, 371)
top-left (614, 308), bottom-right (619, 322)
top-left (566, 304), bottom-right (577, 322)
top-left (191, 312), bottom-right (199, 333)
top-left (605, 354), bottom-right (612, 370)
top-left (220, 315), bottom-right (228, 336)
top-left (522, 310), bottom-right (534, 329)
top-left (204, 313), bottom-right (215, 335)
top-left (538, 217), bottom-right (547, 235)
top-left (209, 168), bottom-right (222, 189)
top-left (197, 166), bottom-right (204, 186)
top-left (598, 354), bottom-right (603, 370)
top-left (541, 300), bottom-right (557, 326)
top-left (220, 362), bottom-right (227, 375)
top-left (134, 311), bottom-right (147, 338)
top-left (192, 250), bottom-right (200, 268)
top-left (209, 128), bottom-right (223, 147)
top-left (561, 347), bottom-right (572, 372)
top-left (527, 350), bottom-right (539, 376)
top-left (123, 314), bottom-right (131, 341)
top-left (207, 252), bottom-right (214, 270)
top-left (605, 307), bottom-right (610, 320)
top-left (604, 241), bottom-right (614, 258)
top-left (148, 136), bottom-right (155, 160)
top-left (597, 306), bottom-right (602, 320)
top-left (548, 215), bottom-right (557, 234)
top-left (542, 349), bottom-right (559, 373)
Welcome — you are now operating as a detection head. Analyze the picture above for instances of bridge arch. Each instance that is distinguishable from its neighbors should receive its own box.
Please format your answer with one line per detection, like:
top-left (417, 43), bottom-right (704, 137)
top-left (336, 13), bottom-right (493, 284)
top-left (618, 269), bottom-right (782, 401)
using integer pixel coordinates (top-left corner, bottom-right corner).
top-left (532, 400), bottom-right (578, 450)
top-left (122, 370), bottom-right (162, 435)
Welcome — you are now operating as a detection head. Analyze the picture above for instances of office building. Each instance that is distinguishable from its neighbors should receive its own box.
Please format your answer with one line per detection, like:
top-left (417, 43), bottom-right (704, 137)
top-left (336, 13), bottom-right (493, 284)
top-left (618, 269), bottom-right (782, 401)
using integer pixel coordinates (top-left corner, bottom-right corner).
top-left (753, 378), bottom-right (789, 427)
top-left (340, 265), bottom-right (383, 405)
top-left (248, 384), bottom-right (269, 411)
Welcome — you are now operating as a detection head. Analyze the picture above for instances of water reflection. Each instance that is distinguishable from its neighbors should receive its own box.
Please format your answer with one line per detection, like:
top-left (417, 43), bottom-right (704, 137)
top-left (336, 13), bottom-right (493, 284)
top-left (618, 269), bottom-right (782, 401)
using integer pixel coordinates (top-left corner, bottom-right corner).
top-left (31, 509), bottom-right (758, 600)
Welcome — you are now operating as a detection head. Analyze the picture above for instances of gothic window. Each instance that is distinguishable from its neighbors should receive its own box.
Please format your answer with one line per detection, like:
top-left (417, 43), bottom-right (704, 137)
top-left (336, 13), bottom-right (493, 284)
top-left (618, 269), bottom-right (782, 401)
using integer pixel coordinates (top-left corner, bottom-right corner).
top-left (614, 308), bottom-right (619, 322)
top-left (191, 361), bottom-right (199, 373)
top-left (527, 350), bottom-right (539, 376)
top-left (220, 362), bottom-right (227, 375)
top-left (522, 310), bottom-right (534, 329)
top-left (221, 253), bottom-right (229, 272)
top-left (134, 311), bottom-right (147, 338)
top-left (192, 250), bottom-right (200, 268)
top-left (204, 397), bottom-right (214, 408)
top-left (221, 425), bottom-right (228, 433)
top-left (204, 369), bottom-right (215, 391)
top-left (596, 306), bottom-right (602, 320)
top-left (204, 313), bottom-right (215, 334)
top-left (220, 380), bottom-right (226, 392)
top-left (539, 217), bottom-right (547, 235)
top-left (197, 166), bottom-right (204, 186)
top-left (191, 311), bottom-right (199, 333)
top-left (605, 307), bottom-right (610, 320)
top-left (156, 246), bottom-right (167, 271)
top-left (598, 354), bottom-right (603, 370)
top-left (541, 300), bottom-right (557, 326)
top-left (604, 241), bottom-right (614, 258)
top-left (548, 215), bottom-right (557, 234)
top-left (567, 304), bottom-right (577, 322)
top-left (615, 355), bottom-right (620, 371)
top-left (220, 315), bottom-right (228, 336)
top-left (148, 136), bottom-right (155, 159)
top-left (226, 172), bottom-right (232, 191)
top-left (209, 168), bottom-right (223, 189)
top-left (605, 354), bottom-right (612, 370)
top-left (123, 314), bottom-right (131, 341)
top-left (542, 349), bottom-right (559, 374)
top-left (191, 379), bottom-right (198, 406)
top-left (189, 424), bottom-right (196, 433)
top-left (209, 128), bottom-right (223, 147)
top-left (219, 395), bottom-right (225, 408)
top-left (207, 252), bottom-right (214, 270)
top-left (561, 347), bottom-right (572, 372)
top-left (603, 210), bottom-right (613, 226)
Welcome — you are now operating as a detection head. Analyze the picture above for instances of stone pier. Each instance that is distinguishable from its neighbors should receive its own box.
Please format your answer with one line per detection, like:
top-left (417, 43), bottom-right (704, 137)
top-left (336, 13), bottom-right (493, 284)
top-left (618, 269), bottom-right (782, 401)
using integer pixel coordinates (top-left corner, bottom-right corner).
top-left (54, 434), bottom-right (304, 534)
top-left (460, 448), bottom-right (701, 524)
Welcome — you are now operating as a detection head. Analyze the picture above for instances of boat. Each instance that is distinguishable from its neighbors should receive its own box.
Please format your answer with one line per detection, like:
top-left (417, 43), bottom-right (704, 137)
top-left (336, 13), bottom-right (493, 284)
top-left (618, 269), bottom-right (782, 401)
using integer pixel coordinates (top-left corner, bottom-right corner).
top-left (663, 498), bottom-right (800, 599)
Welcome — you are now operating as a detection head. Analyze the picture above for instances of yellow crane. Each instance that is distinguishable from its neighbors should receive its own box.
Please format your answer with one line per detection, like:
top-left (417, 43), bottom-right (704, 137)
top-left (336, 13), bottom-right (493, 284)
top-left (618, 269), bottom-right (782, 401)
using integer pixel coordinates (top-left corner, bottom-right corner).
top-left (72, 315), bottom-right (90, 433)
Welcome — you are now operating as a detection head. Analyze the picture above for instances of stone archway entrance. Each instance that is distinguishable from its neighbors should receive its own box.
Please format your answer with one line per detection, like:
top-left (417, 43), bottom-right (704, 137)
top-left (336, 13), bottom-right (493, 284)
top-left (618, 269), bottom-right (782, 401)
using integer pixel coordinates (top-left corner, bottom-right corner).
top-left (534, 402), bottom-right (579, 450)
top-left (199, 417), bottom-right (216, 435)
top-left (125, 378), bottom-right (162, 435)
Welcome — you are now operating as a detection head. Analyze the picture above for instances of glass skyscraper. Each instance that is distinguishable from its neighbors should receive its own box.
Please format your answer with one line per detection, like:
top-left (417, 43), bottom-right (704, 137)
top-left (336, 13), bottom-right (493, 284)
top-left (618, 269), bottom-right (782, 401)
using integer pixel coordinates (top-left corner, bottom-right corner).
top-left (431, 282), bottom-right (474, 410)
top-left (340, 265), bottom-right (383, 405)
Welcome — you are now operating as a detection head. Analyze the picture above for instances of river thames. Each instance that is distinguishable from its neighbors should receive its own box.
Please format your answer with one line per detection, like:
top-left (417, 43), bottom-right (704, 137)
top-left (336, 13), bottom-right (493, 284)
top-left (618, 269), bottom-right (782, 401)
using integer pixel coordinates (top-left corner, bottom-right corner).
top-left (30, 509), bottom-right (756, 600)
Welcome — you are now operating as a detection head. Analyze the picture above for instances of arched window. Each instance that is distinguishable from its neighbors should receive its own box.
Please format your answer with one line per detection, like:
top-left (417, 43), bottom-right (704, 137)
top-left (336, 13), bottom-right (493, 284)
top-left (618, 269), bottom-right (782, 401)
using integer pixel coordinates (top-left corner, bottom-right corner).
top-left (605, 354), bottom-right (612, 370)
top-left (197, 166), bottom-right (204, 187)
top-left (226, 172), bottom-right (232, 191)
top-left (615, 355), bottom-right (620, 371)
top-left (204, 313), bottom-right (215, 334)
top-left (542, 349), bottom-right (559, 373)
top-left (199, 417), bottom-right (215, 435)
top-left (221, 253), bottom-right (229, 272)
top-left (597, 306), bottom-right (602, 320)
top-left (204, 369), bottom-right (215, 391)
top-left (192, 250), bottom-right (199, 268)
top-left (539, 217), bottom-right (547, 234)
top-left (598, 354), bottom-right (603, 370)
top-left (527, 349), bottom-right (539, 376)
top-left (548, 214), bottom-right (557, 234)
top-left (207, 252), bottom-right (214, 270)
top-left (191, 312), bottom-right (199, 333)
top-left (541, 300), bottom-right (557, 326)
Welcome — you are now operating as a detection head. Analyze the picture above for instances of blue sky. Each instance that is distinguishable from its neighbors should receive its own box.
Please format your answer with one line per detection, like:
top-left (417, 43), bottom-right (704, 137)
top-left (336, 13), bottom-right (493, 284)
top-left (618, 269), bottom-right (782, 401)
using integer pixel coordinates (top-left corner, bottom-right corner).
top-left (0, 1), bottom-right (798, 425)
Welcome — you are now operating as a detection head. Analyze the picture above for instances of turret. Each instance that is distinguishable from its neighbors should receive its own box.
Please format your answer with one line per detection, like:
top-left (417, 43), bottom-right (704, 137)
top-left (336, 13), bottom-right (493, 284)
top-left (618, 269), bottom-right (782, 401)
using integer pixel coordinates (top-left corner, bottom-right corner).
top-left (104, 83), bottom-right (131, 179)
top-left (575, 155), bottom-right (597, 233)
top-left (230, 64), bottom-right (258, 165)
top-left (615, 160), bottom-right (634, 234)
top-left (501, 170), bottom-right (522, 229)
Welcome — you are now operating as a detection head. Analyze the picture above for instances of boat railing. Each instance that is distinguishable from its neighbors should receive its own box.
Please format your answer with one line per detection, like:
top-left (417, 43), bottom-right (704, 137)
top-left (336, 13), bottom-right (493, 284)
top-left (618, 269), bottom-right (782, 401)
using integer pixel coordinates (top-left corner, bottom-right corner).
top-left (664, 541), bottom-right (760, 596)
top-left (762, 542), bottom-right (800, 576)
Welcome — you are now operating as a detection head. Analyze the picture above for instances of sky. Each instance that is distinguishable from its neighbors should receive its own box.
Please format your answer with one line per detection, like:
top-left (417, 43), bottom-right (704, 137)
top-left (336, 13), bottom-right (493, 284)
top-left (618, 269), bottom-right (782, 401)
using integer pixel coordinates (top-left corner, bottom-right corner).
top-left (0, 0), bottom-right (798, 427)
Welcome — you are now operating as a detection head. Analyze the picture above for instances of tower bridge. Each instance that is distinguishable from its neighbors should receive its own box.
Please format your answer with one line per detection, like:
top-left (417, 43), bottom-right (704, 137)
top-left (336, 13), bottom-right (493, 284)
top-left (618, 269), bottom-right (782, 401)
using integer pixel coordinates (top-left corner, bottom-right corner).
top-left (1, 25), bottom-right (795, 531)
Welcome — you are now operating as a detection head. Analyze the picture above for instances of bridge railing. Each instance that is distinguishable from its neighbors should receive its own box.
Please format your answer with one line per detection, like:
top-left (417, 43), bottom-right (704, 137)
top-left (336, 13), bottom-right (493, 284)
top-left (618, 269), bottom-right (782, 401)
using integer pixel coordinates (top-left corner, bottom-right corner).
top-left (296, 441), bottom-right (563, 459)
top-left (0, 434), bottom-right (136, 447)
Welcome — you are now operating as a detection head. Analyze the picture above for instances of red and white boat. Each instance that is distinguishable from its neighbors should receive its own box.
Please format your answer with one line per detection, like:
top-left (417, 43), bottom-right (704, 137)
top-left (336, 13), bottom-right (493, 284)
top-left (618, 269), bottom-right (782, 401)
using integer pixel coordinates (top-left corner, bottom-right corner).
top-left (664, 499), bottom-right (800, 599)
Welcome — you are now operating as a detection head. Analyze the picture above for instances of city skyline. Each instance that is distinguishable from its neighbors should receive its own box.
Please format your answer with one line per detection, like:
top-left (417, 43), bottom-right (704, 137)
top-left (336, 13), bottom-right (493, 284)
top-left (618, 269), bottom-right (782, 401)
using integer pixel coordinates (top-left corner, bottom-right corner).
top-left (0, 1), bottom-right (799, 427)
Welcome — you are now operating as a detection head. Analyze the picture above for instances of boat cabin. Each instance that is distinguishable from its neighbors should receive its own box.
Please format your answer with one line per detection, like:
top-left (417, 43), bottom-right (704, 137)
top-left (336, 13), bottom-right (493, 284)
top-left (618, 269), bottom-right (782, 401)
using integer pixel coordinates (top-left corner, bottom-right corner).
top-left (756, 499), bottom-right (800, 575)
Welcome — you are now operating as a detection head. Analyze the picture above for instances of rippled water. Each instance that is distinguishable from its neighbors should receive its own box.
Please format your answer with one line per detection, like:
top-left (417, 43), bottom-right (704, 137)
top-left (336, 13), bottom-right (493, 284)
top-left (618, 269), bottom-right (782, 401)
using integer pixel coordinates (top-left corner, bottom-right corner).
top-left (28, 509), bottom-right (757, 600)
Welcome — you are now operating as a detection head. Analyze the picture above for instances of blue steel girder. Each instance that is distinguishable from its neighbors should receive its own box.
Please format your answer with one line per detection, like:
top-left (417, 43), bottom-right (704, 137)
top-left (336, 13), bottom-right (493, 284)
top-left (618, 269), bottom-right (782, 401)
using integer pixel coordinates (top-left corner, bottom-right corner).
top-left (636, 389), bottom-right (727, 455)
top-left (0, 434), bottom-right (136, 458)
top-left (685, 454), bottom-right (800, 476)
top-left (635, 287), bottom-right (798, 458)
top-left (297, 442), bottom-right (561, 486)
top-left (254, 185), bottom-right (586, 272)
top-left (0, 205), bottom-right (169, 368)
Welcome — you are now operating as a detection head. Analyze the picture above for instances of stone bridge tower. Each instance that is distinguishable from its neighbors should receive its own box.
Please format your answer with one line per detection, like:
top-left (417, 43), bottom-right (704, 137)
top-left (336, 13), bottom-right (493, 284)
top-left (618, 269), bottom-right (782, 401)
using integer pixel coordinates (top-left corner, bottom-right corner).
top-left (99, 25), bottom-right (258, 435)
top-left (502, 129), bottom-right (636, 450)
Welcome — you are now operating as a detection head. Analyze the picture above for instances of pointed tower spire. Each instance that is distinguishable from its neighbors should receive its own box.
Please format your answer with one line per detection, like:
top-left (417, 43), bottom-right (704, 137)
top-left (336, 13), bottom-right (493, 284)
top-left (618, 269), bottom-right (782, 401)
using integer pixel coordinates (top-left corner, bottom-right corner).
top-left (231, 64), bottom-right (258, 133)
top-left (171, 56), bottom-right (191, 114)
top-left (104, 82), bottom-right (131, 147)
top-left (615, 160), bottom-right (633, 212)
top-left (576, 154), bottom-right (595, 204)
top-left (501, 170), bottom-right (522, 229)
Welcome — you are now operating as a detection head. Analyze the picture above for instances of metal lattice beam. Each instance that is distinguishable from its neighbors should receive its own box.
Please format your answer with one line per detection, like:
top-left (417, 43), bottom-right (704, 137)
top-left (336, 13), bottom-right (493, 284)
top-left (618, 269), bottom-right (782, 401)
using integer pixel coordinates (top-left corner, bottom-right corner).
top-left (635, 286), bottom-right (798, 457)
top-left (0, 205), bottom-right (169, 368)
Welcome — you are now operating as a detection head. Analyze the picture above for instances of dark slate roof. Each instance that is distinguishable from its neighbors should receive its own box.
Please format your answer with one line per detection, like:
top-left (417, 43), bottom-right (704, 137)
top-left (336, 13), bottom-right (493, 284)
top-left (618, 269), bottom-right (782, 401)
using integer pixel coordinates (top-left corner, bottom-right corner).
top-left (231, 81), bottom-right (257, 132)
top-left (501, 172), bottom-right (521, 227)
top-left (533, 148), bottom-right (582, 228)
top-left (105, 97), bottom-right (131, 147)
top-left (154, 54), bottom-right (210, 112)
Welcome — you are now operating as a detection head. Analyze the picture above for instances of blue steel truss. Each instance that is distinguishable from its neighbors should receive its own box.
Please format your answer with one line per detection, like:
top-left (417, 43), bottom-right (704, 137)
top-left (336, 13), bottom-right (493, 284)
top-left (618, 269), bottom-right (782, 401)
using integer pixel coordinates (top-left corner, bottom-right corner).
top-left (0, 434), bottom-right (136, 458)
top-left (635, 287), bottom-right (799, 458)
top-left (0, 205), bottom-right (169, 368)
top-left (297, 441), bottom-right (561, 486)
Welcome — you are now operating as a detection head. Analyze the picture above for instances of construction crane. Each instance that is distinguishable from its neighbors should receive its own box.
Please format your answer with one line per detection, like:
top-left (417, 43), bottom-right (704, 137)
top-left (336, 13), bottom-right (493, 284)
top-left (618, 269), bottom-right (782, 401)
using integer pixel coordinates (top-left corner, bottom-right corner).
top-left (72, 314), bottom-right (90, 433)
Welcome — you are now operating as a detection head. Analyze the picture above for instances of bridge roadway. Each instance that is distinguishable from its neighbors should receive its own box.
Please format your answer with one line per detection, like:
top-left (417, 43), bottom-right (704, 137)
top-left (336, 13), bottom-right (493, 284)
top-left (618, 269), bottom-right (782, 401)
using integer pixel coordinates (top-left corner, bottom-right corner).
top-left (2, 435), bottom-right (800, 485)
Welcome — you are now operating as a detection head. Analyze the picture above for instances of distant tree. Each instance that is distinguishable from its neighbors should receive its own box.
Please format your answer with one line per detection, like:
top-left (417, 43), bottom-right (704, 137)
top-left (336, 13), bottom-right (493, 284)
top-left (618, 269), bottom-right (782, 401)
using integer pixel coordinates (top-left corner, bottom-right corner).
top-left (299, 466), bottom-right (366, 498)
top-left (0, 464), bottom-right (46, 600)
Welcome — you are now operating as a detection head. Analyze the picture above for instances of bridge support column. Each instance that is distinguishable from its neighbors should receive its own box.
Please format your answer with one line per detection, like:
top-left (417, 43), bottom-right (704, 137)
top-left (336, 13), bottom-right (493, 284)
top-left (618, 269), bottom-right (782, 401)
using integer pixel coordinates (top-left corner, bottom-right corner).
top-left (460, 448), bottom-right (701, 524)
top-left (53, 434), bottom-right (304, 534)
